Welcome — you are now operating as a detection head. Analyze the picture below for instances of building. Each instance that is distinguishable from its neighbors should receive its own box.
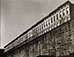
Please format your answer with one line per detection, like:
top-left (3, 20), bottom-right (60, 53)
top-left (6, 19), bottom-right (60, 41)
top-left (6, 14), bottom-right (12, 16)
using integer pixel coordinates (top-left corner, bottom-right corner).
top-left (0, 49), bottom-right (6, 57)
top-left (4, 1), bottom-right (74, 57)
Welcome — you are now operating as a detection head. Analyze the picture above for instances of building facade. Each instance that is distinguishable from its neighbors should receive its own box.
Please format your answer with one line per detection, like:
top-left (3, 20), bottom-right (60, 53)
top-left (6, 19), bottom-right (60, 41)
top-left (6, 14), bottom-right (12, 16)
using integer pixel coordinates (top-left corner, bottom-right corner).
top-left (4, 1), bottom-right (74, 57)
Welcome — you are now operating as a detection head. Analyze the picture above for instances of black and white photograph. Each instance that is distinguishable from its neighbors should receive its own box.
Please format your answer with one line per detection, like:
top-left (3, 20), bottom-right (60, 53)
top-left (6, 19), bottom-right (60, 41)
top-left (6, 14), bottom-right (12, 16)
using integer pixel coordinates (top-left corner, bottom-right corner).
top-left (0, 0), bottom-right (74, 57)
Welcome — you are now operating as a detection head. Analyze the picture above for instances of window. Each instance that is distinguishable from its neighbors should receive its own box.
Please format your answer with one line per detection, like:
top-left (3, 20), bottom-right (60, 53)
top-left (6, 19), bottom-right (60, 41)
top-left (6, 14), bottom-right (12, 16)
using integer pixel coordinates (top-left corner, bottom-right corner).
top-left (38, 27), bottom-right (40, 32)
top-left (59, 11), bottom-right (62, 18)
top-left (48, 19), bottom-right (50, 25)
top-left (56, 14), bottom-right (58, 20)
top-left (63, 9), bottom-right (65, 16)
top-left (66, 7), bottom-right (69, 14)
top-left (44, 22), bottom-right (45, 27)
top-left (46, 21), bottom-right (48, 26)
top-left (40, 26), bottom-right (41, 31)
top-left (51, 17), bottom-right (53, 23)
top-left (42, 24), bottom-right (43, 30)
top-left (40, 25), bottom-right (41, 31)
top-left (54, 16), bottom-right (55, 22)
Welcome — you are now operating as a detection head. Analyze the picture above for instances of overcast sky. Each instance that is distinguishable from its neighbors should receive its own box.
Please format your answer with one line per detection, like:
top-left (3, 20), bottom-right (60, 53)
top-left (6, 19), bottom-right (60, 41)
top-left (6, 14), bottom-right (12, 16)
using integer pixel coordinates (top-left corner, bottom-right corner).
top-left (1, 0), bottom-right (74, 48)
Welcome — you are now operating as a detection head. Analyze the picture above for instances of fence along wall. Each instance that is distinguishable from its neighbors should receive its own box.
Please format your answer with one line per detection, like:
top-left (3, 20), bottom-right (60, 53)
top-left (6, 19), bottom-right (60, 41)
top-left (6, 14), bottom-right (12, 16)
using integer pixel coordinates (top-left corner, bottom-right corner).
top-left (4, 1), bottom-right (71, 54)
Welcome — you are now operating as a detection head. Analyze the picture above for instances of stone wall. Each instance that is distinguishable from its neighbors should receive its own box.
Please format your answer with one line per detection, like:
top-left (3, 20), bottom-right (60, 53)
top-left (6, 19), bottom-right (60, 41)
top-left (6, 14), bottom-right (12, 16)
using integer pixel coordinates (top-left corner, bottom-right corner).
top-left (5, 19), bottom-right (74, 57)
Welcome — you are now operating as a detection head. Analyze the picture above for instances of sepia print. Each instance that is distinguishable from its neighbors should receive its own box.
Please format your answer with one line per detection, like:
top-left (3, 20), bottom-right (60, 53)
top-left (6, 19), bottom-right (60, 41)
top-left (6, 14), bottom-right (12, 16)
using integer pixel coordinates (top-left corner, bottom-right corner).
top-left (0, 0), bottom-right (74, 57)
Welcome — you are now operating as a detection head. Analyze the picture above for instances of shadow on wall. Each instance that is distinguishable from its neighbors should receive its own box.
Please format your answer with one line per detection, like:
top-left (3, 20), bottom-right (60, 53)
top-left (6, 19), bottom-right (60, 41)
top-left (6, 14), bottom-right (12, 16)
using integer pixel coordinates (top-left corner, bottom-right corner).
top-left (37, 53), bottom-right (74, 57)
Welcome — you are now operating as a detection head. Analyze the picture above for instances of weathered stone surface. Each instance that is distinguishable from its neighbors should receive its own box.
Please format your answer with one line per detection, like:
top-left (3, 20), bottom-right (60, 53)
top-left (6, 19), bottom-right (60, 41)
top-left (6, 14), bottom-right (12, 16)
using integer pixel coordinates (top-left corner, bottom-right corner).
top-left (5, 1), bottom-right (74, 57)
top-left (6, 19), bottom-right (74, 57)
